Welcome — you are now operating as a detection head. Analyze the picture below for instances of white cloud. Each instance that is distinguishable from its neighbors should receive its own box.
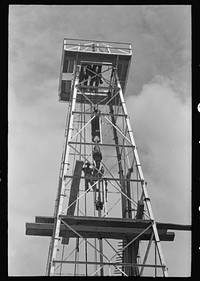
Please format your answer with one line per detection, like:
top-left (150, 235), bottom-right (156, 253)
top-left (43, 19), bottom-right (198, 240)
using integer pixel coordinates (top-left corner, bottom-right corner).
top-left (126, 76), bottom-right (191, 276)
top-left (126, 76), bottom-right (191, 224)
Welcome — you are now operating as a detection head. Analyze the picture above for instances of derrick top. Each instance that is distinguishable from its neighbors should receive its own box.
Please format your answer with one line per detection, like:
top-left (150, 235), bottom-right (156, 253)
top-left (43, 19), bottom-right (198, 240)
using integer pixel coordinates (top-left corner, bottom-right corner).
top-left (59, 38), bottom-right (132, 103)
top-left (63, 38), bottom-right (132, 56)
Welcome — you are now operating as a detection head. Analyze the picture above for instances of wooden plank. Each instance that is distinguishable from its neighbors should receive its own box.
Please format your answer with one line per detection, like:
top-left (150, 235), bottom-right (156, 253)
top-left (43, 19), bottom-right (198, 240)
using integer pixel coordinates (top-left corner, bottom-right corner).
top-left (61, 225), bottom-right (167, 236)
top-left (129, 200), bottom-right (144, 275)
top-left (66, 161), bottom-right (83, 216)
top-left (25, 222), bottom-right (174, 241)
top-left (136, 200), bottom-right (144, 219)
top-left (35, 215), bottom-right (154, 245)
top-left (62, 160), bottom-right (83, 244)
top-left (35, 216), bottom-right (54, 224)
top-left (36, 215), bottom-right (152, 228)
top-left (123, 200), bottom-right (144, 275)
top-left (156, 222), bottom-right (191, 231)
top-left (34, 215), bottom-right (191, 231)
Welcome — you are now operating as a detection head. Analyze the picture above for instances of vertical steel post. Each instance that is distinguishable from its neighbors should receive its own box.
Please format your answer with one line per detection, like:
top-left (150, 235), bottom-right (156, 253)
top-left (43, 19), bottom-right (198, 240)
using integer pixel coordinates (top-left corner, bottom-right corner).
top-left (115, 71), bottom-right (168, 277)
top-left (47, 65), bottom-right (80, 276)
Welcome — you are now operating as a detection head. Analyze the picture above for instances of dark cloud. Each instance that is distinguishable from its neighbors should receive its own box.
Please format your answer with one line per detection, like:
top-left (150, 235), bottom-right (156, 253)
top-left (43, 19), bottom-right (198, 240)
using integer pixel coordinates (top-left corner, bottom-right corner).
top-left (9, 5), bottom-right (190, 104)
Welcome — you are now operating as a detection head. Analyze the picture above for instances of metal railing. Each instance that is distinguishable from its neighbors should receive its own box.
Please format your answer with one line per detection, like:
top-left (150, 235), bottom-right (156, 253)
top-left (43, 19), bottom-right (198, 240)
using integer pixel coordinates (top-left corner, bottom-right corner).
top-left (63, 38), bottom-right (132, 56)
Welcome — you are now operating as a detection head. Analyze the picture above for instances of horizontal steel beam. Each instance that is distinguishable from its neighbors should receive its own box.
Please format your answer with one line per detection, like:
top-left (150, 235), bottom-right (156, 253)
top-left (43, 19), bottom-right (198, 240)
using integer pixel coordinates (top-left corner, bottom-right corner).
top-left (78, 85), bottom-right (119, 91)
top-left (80, 61), bottom-right (113, 66)
top-left (72, 111), bottom-right (127, 118)
top-left (53, 259), bottom-right (164, 268)
top-left (63, 175), bottom-right (143, 183)
top-left (69, 141), bottom-right (134, 148)
top-left (63, 38), bottom-right (132, 46)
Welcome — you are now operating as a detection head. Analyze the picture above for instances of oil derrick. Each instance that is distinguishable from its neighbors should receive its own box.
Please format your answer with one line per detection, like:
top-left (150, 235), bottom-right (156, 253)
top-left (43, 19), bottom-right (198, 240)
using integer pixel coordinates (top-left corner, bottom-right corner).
top-left (25, 39), bottom-right (191, 276)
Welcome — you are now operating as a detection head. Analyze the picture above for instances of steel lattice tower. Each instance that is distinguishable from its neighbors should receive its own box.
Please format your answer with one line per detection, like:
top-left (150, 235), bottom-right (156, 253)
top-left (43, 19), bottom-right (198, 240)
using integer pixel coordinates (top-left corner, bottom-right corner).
top-left (26, 39), bottom-right (191, 277)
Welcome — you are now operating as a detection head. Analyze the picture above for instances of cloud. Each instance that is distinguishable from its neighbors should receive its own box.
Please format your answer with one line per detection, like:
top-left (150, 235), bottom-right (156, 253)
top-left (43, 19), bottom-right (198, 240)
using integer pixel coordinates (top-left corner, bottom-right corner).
top-left (126, 75), bottom-right (191, 224)
top-left (125, 75), bottom-right (191, 276)
top-left (8, 5), bottom-right (191, 276)
top-left (8, 86), bottom-right (67, 274)
top-left (126, 5), bottom-right (191, 98)
top-left (9, 5), bottom-right (191, 105)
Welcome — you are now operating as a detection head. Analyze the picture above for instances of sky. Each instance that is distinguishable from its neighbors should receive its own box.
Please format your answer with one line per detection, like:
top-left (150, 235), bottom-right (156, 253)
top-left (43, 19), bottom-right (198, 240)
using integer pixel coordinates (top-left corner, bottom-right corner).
top-left (8, 5), bottom-right (191, 276)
